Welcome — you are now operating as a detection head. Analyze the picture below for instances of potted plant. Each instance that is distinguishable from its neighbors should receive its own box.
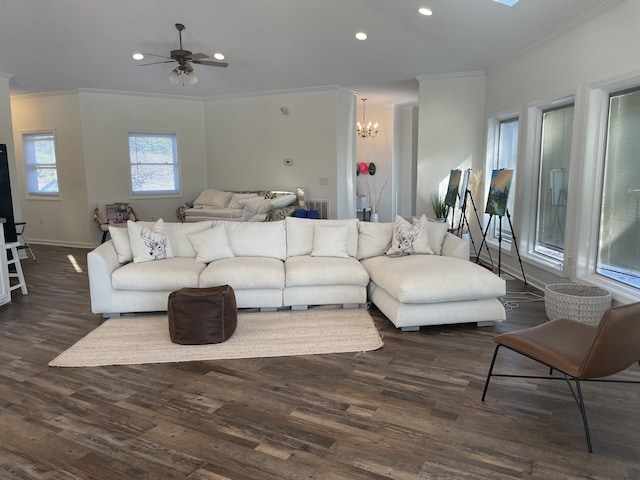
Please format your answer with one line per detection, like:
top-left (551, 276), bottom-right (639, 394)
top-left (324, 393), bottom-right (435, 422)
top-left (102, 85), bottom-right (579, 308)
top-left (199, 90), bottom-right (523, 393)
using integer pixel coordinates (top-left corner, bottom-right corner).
top-left (431, 193), bottom-right (450, 221)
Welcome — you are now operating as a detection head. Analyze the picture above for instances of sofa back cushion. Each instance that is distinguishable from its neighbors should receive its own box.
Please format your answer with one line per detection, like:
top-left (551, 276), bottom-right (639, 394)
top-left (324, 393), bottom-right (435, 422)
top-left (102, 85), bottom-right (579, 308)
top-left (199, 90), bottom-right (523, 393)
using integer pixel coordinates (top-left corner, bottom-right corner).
top-left (222, 220), bottom-right (287, 260)
top-left (164, 221), bottom-right (214, 257)
top-left (285, 217), bottom-right (359, 258)
top-left (357, 221), bottom-right (394, 260)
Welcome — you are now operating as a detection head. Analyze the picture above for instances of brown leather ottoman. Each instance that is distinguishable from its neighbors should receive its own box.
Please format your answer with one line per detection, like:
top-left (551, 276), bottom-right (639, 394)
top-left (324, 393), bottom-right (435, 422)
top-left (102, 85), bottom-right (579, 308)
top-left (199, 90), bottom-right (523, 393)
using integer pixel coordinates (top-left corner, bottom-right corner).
top-left (168, 285), bottom-right (237, 345)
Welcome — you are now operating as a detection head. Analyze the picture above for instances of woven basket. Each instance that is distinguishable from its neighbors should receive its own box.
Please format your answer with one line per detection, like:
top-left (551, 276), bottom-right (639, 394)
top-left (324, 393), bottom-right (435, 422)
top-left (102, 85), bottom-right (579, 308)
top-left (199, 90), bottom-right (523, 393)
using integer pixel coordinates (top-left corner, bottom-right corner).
top-left (544, 283), bottom-right (612, 325)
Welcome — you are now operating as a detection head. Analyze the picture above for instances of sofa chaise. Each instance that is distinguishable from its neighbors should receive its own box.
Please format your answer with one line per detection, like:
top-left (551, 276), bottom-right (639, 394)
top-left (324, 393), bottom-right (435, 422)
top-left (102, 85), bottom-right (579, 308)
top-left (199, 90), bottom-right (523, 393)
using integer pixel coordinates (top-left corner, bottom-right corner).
top-left (87, 216), bottom-right (506, 330)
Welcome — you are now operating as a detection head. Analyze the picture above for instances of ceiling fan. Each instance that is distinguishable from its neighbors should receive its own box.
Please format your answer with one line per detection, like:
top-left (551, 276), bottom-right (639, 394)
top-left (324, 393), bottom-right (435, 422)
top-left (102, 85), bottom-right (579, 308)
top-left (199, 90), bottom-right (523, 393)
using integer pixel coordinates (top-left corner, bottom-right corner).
top-left (138, 23), bottom-right (228, 85)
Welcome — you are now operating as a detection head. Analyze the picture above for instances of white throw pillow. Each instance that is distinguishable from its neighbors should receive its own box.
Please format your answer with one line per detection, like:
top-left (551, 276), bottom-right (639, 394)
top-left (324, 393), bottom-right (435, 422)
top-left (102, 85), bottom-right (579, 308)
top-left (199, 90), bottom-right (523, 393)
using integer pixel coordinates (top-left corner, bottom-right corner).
top-left (386, 216), bottom-right (418, 256)
top-left (187, 224), bottom-right (235, 263)
top-left (270, 194), bottom-right (297, 209)
top-left (411, 215), bottom-right (434, 255)
top-left (228, 193), bottom-right (259, 209)
top-left (357, 221), bottom-right (394, 260)
top-left (193, 188), bottom-right (233, 208)
top-left (311, 224), bottom-right (350, 258)
top-left (239, 196), bottom-right (274, 221)
top-left (108, 225), bottom-right (133, 263)
top-left (128, 218), bottom-right (174, 263)
top-left (425, 217), bottom-right (449, 255)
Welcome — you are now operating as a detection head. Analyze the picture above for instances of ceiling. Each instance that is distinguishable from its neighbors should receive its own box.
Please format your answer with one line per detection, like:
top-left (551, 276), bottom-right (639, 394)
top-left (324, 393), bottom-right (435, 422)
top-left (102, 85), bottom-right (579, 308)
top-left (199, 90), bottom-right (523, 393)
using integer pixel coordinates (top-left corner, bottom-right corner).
top-left (0, 0), bottom-right (624, 106)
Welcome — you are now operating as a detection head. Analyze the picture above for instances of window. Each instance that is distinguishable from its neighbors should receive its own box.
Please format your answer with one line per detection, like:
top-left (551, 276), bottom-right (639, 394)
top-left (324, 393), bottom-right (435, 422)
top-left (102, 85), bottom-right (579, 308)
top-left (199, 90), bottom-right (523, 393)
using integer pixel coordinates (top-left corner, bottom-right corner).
top-left (491, 117), bottom-right (519, 241)
top-left (534, 104), bottom-right (574, 260)
top-left (597, 87), bottom-right (640, 289)
top-left (129, 133), bottom-right (180, 195)
top-left (22, 132), bottom-right (59, 195)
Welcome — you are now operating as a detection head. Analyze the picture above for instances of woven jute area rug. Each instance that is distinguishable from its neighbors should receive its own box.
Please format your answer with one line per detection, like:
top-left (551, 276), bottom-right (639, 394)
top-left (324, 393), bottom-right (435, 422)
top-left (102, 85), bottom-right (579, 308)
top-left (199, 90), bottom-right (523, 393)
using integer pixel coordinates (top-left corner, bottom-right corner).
top-left (49, 307), bottom-right (383, 367)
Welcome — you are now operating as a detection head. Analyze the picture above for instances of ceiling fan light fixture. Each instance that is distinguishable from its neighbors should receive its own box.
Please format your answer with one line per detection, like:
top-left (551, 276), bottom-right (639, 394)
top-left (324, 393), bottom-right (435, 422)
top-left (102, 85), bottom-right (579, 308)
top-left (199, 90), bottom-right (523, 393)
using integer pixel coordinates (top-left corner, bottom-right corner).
top-left (418, 7), bottom-right (433, 16)
top-left (186, 70), bottom-right (198, 85)
top-left (132, 52), bottom-right (144, 61)
top-left (168, 69), bottom-right (180, 85)
top-left (355, 32), bottom-right (367, 41)
top-left (213, 52), bottom-right (225, 60)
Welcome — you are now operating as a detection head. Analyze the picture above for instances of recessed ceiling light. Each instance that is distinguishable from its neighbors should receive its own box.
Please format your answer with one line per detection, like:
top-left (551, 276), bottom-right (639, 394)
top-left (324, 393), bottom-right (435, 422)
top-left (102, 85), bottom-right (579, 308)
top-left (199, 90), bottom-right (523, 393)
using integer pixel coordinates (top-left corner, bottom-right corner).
top-left (132, 52), bottom-right (144, 61)
top-left (213, 52), bottom-right (225, 60)
top-left (355, 32), bottom-right (367, 41)
top-left (493, 0), bottom-right (519, 5)
top-left (418, 7), bottom-right (433, 16)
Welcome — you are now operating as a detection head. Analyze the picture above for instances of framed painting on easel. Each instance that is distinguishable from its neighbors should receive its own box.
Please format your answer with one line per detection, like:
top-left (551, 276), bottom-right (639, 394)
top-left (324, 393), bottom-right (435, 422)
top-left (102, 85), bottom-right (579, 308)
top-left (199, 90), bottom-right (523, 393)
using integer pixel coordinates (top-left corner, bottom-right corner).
top-left (485, 169), bottom-right (514, 217)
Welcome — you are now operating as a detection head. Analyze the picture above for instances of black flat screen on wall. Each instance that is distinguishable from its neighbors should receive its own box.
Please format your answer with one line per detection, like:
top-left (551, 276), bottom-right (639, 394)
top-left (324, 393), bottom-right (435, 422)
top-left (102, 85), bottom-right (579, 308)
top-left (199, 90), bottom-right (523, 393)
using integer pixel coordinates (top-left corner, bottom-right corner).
top-left (0, 144), bottom-right (17, 242)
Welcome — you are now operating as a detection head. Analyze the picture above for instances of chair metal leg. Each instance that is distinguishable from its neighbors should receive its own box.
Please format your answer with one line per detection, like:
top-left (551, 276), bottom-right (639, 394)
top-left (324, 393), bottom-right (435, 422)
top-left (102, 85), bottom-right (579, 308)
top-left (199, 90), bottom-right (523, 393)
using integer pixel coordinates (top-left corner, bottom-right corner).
top-left (101, 231), bottom-right (108, 243)
top-left (482, 345), bottom-right (501, 401)
top-left (563, 375), bottom-right (593, 453)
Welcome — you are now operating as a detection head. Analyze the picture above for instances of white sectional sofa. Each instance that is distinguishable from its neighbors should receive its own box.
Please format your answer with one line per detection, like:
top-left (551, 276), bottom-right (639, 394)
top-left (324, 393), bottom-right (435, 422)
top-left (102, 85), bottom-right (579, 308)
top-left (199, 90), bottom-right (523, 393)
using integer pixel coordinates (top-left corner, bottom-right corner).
top-left (87, 216), bottom-right (506, 331)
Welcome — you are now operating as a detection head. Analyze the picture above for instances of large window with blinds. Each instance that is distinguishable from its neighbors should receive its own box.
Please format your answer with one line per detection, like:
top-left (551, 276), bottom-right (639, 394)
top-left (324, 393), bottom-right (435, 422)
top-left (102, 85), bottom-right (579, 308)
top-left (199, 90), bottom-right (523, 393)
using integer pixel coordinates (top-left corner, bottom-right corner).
top-left (597, 88), bottom-right (640, 288)
top-left (129, 132), bottom-right (180, 196)
top-left (534, 104), bottom-right (573, 260)
top-left (22, 132), bottom-right (59, 196)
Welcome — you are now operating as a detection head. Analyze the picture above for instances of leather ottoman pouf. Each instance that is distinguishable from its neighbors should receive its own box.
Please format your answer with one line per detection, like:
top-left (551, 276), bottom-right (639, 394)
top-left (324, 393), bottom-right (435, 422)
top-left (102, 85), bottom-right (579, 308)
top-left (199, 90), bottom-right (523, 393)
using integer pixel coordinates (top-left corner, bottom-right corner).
top-left (168, 285), bottom-right (237, 345)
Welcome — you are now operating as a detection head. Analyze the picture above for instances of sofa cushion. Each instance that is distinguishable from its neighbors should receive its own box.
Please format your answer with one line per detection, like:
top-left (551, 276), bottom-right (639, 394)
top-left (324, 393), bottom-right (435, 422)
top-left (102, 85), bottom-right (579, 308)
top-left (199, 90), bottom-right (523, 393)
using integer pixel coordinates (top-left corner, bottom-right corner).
top-left (188, 224), bottom-right (235, 263)
top-left (423, 216), bottom-right (449, 255)
top-left (112, 257), bottom-right (205, 290)
top-left (164, 221), bottom-right (213, 257)
top-left (128, 219), bottom-right (174, 263)
top-left (184, 207), bottom-right (243, 220)
top-left (285, 256), bottom-right (369, 287)
top-left (311, 224), bottom-right (349, 258)
top-left (199, 257), bottom-right (285, 289)
top-left (387, 215), bottom-right (433, 256)
top-left (285, 217), bottom-right (359, 258)
top-left (109, 225), bottom-right (133, 263)
top-left (361, 255), bottom-right (506, 303)
top-left (357, 221), bottom-right (394, 260)
top-left (193, 188), bottom-right (233, 208)
top-left (222, 220), bottom-right (287, 260)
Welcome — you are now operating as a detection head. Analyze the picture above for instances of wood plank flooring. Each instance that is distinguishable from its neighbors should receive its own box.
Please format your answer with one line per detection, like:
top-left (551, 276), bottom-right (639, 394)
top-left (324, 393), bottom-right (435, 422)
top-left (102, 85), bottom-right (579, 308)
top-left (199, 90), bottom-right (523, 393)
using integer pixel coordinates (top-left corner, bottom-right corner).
top-left (1, 245), bottom-right (639, 479)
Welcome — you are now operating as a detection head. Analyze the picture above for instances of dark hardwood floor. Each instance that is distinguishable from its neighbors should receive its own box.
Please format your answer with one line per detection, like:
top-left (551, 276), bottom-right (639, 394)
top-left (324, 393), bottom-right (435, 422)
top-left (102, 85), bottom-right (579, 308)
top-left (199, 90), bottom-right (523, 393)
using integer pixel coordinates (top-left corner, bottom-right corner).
top-left (1, 245), bottom-right (639, 479)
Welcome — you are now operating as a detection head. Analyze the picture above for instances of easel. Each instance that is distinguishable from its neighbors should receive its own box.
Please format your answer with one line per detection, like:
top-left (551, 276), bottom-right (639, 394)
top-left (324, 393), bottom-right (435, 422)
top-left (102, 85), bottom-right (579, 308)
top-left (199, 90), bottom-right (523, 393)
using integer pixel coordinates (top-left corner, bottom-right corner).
top-left (477, 209), bottom-right (527, 284)
top-left (455, 189), bottom-right (483, 260)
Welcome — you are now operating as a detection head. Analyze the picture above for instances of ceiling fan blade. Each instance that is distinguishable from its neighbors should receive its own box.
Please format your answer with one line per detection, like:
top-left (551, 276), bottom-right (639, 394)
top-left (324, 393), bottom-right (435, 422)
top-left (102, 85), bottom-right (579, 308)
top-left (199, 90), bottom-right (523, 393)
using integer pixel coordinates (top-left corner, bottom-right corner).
top-left (192, 59), bottom-right (229, 68)
top-left (141, 52), bottom-right (173, 60)
top-left (139, 60), bottom-right (176, 66)
top-left (190, 53), bottom-right (208, 60)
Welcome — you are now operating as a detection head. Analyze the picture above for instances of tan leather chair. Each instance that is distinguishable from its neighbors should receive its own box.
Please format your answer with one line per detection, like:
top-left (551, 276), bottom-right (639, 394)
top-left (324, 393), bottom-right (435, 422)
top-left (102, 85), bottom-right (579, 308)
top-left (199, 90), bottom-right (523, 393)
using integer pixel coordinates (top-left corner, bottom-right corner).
top-left (482, 302), bottom-right (640, 452)
top-left (93, 205), bottom-right (138, 243)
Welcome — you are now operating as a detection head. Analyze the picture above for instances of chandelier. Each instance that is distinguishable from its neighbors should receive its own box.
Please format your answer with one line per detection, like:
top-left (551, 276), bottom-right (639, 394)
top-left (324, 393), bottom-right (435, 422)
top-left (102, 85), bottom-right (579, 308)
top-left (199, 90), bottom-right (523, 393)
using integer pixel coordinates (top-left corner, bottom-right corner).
top-left (356, 98), bottom-right (379, 138)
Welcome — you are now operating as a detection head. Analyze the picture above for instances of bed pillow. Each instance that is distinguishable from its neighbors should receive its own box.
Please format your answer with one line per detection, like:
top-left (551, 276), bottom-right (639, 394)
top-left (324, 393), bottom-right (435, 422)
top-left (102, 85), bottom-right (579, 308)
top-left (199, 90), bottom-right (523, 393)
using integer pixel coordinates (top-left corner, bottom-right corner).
top-left (193, 188), bottom-right (233, 208)
top-left (128, 218), bottom-right (174, 263)
top-left (311, 224), bottom-right (350, 258)
top-left (228, 193), bottom-right (260, 209)
top-left (239, 196), bottom-right (274, 221)
top-left (187, 224), bottom-right (235, 263)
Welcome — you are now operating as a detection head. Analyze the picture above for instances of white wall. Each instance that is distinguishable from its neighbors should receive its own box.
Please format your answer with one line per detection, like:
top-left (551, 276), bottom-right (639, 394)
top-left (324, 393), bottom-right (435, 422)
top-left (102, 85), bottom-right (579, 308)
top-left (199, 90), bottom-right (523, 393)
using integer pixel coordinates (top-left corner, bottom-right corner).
top-left (78, 90), bottom-right (208, 240)
top-left (416, 73), bottom-right (486, 227)
top-left (11, 92), bottom-right (88, 246)
top-left (203, 88), bottom-right (351, 219)
top-left (393, 105), bottom-right (418, 218)
top-left (483, 0), bottom-right (640, 295)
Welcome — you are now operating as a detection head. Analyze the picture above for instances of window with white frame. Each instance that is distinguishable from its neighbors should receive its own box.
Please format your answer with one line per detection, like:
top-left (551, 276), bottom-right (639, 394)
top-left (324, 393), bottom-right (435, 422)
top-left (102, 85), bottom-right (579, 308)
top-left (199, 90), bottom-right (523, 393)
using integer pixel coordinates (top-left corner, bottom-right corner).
top-left (490, 117), bottom-right (519, 242)
top-left (22, 132), bottom-right (59, 196)
top-left (597, 87), bottom-right (640, 289)
top-left (534, 104), bottom-right (574, 261)
top-left (129, 132), bottom-right (180, 195)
